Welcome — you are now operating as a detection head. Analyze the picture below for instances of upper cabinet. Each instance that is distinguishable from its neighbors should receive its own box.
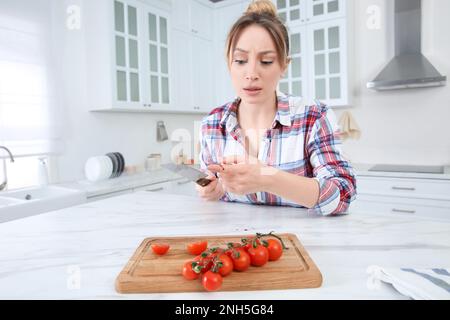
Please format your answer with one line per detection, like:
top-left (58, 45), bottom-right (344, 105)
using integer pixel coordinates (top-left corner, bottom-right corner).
top-left (306, 18), bottom-right (348, 106)
top-left (171, 0), bottom-right (214, 113)
top-left (113, 1), bottom-right (142, 105)
top-left (145, 8), bottom-right (171, 107)
top-left (278, 25), bottom-right (308, 98)
top-left (306, 0), bottom-right (345, 22)
top-left (275, 0), bottom-right (345, 25)
top-left (84, 0), bottom-right (351, 113)
top-left (274, 0), bottom-right (351, 107)
top-left (212, 0), bottom-right (248, 107)
top-left (171, 29), bottom-right (214, 113)
top-left (172, 0), bottom-right (213, 41)
top-left (276, 0), bottom-right (307, 25)
top-left (86, 0), bottom-right (171, 112)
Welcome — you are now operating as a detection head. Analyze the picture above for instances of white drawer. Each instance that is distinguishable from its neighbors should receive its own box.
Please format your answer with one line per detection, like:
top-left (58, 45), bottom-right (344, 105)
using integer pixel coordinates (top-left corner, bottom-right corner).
top-left (357, 176), bottom-right (450, 201)
top-left (352, 195), bottom-right (450, 220)
top-left (133, 181), bottom-right (173, 193)
top-left (169, 179), bottom-right (198, 196)
top-left (87, 189), bottom-right (133, 202)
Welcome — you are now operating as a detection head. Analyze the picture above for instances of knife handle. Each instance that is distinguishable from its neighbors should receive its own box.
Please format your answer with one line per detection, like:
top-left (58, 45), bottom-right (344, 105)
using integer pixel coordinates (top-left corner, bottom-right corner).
top-left (196, 178), bottom-right (212, 187)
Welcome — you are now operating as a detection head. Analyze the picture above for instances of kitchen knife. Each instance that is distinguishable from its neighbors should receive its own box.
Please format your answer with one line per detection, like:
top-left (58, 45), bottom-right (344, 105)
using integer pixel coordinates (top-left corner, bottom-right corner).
top-left (161, 163), bottom-right (213, 187)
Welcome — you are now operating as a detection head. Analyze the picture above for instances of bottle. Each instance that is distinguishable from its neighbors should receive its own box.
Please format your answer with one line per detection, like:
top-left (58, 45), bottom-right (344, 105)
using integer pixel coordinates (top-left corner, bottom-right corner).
top-left (37, 157), bottom-right (49, 186)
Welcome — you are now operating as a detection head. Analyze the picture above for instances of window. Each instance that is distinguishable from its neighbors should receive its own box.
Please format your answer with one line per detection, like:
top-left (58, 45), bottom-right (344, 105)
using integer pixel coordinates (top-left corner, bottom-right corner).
top-left (0, 1), bottom-right (62, 189)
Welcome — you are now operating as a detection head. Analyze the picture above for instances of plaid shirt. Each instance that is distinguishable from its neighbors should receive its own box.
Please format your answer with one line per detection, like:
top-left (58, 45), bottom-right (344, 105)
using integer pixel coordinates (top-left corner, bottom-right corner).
top-left (199, 91), bottom-right (357, 216)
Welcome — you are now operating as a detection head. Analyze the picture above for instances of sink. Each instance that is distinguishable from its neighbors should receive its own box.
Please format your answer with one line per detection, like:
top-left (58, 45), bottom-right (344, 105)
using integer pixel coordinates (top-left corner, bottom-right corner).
top-left (0, 185), bottom-right (87, 223)
top-left (3, 185), bottom-right (83, 201)
top-left (0, 196), bottom-right (25, 207)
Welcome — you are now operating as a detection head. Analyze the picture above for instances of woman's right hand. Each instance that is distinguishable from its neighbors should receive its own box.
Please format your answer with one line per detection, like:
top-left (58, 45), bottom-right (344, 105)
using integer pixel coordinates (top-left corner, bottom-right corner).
top-left (195, 172), bottom-right (225, 201)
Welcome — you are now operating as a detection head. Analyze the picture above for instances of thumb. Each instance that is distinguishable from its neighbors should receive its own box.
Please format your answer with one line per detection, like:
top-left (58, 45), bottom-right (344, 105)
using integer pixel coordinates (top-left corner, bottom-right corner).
top-left (205, 171), bottom-right (217, 180)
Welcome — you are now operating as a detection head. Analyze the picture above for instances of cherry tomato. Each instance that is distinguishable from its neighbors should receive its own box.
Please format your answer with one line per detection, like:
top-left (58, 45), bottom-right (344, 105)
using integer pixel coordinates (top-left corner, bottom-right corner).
top-left (193, 254), bottom-right (213, 274)
top-left (217, 254), bottom-right (233, 277)
top-left (187, 240), bottom-right (208, 255)
top-left (202, 271), bottom-right (223, 292)
top-left (247, 245), bottom-right (269, 267)
top-left (242, 238), bottom-right (261, 251)
top-left (182, 261), bottom-right (200, 280)
top-left (230, 248), bottom-right (251, 272)
top-left (266, 239), bottom-right (283, 261)
top-left (151, 243), bottom-right (170, 255)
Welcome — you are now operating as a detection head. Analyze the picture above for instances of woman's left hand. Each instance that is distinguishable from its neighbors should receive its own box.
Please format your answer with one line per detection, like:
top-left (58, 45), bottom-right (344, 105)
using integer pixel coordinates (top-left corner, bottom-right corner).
top-left (207, 155), bottom-right (277, 195)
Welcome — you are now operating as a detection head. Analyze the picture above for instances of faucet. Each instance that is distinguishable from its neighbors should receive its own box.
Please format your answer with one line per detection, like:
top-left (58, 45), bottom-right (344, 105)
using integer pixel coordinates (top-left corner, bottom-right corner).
top-left (0, 146), bottom-right (15, 191)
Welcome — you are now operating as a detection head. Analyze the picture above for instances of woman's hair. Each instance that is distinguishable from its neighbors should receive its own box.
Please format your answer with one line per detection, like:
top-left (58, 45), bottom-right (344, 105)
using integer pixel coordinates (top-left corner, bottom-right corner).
top-left (225, 0), bottom-right (290, 68)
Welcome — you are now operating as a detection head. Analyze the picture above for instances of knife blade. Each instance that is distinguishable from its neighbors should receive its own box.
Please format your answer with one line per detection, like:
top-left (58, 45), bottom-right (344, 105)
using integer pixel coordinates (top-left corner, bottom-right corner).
top-left (161, 163), bottom-right (213, 187)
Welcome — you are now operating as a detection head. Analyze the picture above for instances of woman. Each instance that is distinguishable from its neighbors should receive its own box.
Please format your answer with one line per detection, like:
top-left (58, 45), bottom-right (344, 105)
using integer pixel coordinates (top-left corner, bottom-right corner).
top-left (196, 0), bottom-right (356, 216)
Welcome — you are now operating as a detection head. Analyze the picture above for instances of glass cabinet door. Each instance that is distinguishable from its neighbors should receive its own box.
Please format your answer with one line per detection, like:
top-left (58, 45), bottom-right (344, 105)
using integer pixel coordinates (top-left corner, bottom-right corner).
top-left (114, 0), bottom-right (141, 104)
top-left (278, 25), bottom-right (307, 99)
top-left (308, 18), bottom-right (347, 106)
top-left (275, 0), bottom-right (307, 25)
top-left (307, 0), bottom-right (345, 23)
top-left (275, 0), bottom-right (346, 25)
top-left (147, 11), bottom-right (170, 106)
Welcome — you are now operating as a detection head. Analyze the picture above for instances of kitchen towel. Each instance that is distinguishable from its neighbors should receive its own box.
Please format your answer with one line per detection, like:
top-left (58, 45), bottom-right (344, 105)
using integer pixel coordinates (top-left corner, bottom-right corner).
top-left (366, 265), bottom-right (450, 300)
top-left (338, 111), bottom-right (361, 140)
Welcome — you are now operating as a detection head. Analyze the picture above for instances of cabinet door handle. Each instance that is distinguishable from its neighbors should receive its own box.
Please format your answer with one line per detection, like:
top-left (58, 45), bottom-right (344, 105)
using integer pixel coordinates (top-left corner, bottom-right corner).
top-left (146, 187), bottom-right (164, 192)
top-left (177, 180), bottom-right (191, 185)
top-left (392, 208), bottom-right (416, 214)
top-left (392, 186), bottom-right (416, 191)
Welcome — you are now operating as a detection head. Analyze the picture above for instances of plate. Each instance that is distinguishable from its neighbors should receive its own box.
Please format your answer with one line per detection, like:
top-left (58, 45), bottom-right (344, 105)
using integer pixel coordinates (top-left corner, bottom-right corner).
top-left (106, 153), bottom-right (118, 178)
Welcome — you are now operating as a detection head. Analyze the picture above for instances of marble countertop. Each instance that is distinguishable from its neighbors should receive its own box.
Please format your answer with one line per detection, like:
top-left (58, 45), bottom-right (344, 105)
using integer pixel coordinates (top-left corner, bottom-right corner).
top-left (1, 191), bottom-right (450, 300)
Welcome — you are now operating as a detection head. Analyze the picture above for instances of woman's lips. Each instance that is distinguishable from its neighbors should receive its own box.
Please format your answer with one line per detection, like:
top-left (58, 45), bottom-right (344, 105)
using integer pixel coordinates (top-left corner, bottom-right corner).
top-left (243, 88), bottom-right (262, 96)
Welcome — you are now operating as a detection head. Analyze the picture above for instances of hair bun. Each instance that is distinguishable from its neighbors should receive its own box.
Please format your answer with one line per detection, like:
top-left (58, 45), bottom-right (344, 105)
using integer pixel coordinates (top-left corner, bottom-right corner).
top-left (245, 0), bottom-right (278, 18)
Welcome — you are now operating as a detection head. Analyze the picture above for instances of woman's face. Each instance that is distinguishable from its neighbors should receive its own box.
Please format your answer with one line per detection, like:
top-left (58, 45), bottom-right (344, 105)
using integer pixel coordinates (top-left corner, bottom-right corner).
top-left (229, 24), bottom-right (287, 105)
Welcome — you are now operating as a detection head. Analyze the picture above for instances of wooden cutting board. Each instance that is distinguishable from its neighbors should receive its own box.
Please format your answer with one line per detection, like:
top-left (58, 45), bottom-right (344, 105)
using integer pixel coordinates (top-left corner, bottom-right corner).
top-left (115, 233), bottom-right (322, 293)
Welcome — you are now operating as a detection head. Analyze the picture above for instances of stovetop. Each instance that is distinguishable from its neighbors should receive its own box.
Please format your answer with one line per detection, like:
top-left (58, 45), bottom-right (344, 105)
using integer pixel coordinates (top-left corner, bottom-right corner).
top-left (368, 164), bottom-right (445, 174)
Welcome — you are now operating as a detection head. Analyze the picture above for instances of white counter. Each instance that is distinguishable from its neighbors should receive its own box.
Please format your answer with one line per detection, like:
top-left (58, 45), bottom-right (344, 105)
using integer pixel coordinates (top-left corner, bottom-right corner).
top-left (1, 191), bottom-right (450, 300)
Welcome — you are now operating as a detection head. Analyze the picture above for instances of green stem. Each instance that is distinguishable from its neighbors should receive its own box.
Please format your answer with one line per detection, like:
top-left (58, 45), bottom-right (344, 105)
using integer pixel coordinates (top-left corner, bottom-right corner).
top-left (256, 231), bottom-right (288, 250)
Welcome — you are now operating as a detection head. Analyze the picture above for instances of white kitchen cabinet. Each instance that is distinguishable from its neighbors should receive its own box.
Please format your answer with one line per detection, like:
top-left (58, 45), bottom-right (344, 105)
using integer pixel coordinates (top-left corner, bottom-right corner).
top-left (171, 0), bottom-right (190, 31)
top-left (279, 25), bottom-right (308, 98)
top-left (172, 0), bottom-right (213, 41)
top-left (306, 0), bottom-right (345, 23)
top-left (133, 179), bottom-right (197, 196)
top-left (169, 179), bottom-right (198, 196)
top-left (353, 194), bottom-right (450, 221)
top-left (191, 36), bottom-right (214, 112)
top-left (85, 0), bottom-right (171, 113)
top-left (272, 0), bottom-right (351, 108)
top-left (306, 18), bottom-right (348, 106)
top-left (190, 0), bottom-right (213, 41)
top-left (274, 0), bottom-right (307, 25)
top-left (212, 0), bottom-right (248, 106)
top-left (86, 178), bottom-right (197, 203)
top-left (353, 175), bottom-right (450, 220)
top-left (274, 0), bottom-right (345, 25)
top-left (172, 29), bottom-right (214, 113)
top-left (87, 188), bottom-right (134, 202)
top-left (133, 180), bottom-right (173, 193)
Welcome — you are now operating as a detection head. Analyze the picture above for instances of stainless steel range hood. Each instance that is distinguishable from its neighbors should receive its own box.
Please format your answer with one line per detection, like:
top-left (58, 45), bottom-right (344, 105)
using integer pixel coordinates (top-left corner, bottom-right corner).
top-left (367, 0), bottom-right (446, 91)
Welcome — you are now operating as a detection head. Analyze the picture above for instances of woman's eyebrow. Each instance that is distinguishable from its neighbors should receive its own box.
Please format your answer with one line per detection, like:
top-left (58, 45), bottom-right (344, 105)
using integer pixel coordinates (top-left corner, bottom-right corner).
top-left (234, 48), bottom-right (276, 55)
